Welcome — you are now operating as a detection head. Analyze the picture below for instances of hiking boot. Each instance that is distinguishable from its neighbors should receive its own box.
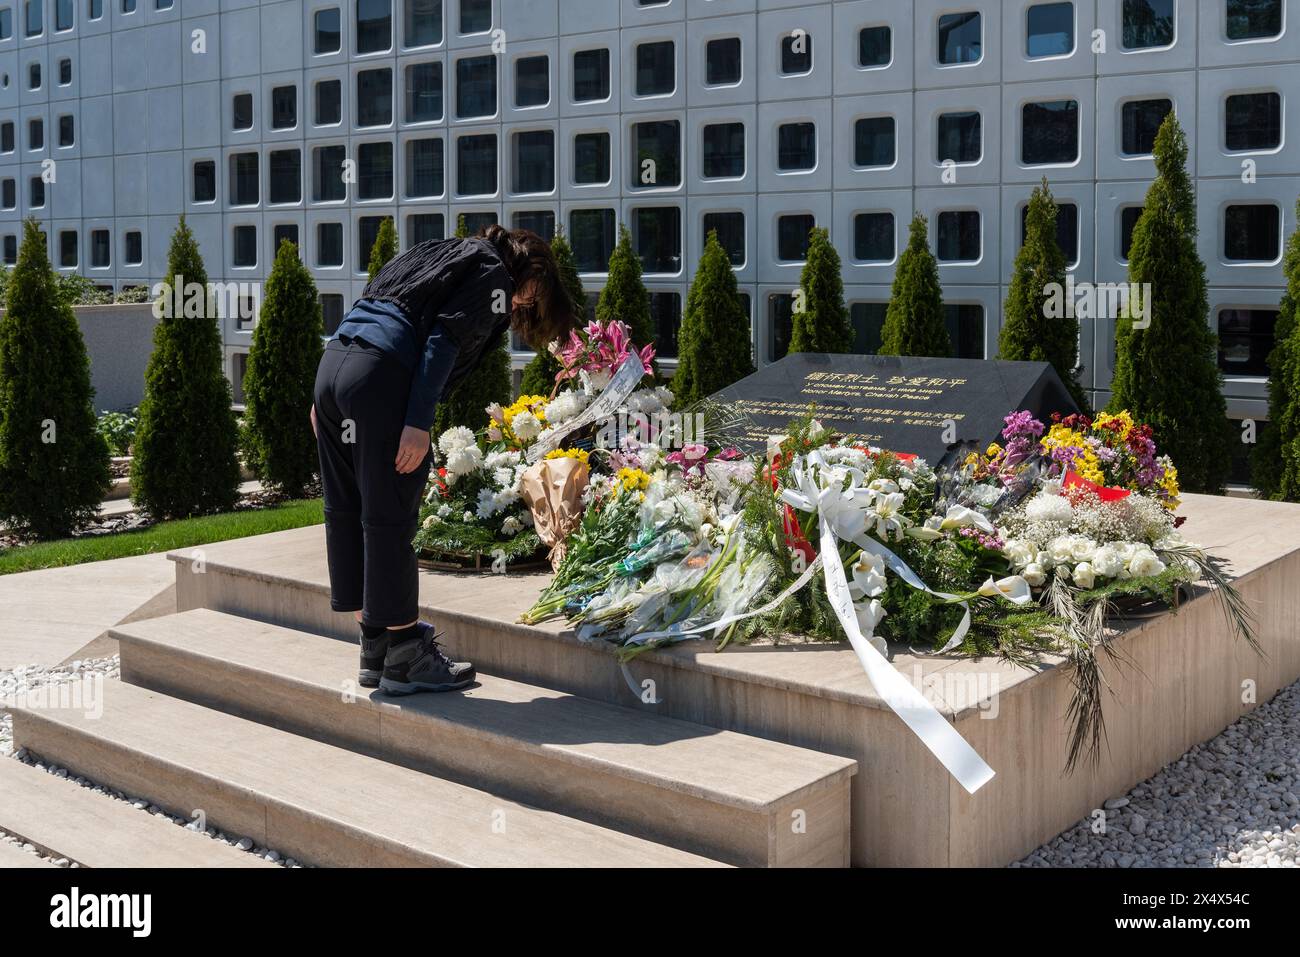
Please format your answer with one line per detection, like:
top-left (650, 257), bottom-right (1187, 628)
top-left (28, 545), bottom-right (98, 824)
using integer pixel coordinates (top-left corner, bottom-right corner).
top-left (379, 623), bottom-right (476, 695)
top-left (358, 629), bottom-right (389, 689)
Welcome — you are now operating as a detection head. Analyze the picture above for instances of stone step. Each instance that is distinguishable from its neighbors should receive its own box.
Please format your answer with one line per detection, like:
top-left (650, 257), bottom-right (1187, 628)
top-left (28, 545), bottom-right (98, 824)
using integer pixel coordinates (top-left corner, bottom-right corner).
top-left (0, 837), bottom-right (54, 868)
top-left (112, 609), bottom-right (856, 867)
top-left (0, 757), bottom-right (274, 868)
top-left (9, 681), bottom-right (728, 868)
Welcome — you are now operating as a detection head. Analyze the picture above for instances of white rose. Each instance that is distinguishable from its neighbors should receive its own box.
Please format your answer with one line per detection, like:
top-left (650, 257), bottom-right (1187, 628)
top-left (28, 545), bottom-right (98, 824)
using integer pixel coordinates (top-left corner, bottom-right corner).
top-left (501, 515), bottom-right (521, 536)
top-left (1048, 536), bottom-right (1076, 566)
top-left (1070, 537), bottom-right (1097, 563)
top-left (1004, 540), bottom-right (1034, 569)
top-left (1128, 548), bottom-right (1167, 579)
top-left (1091, 545), bottom-right (1124, 579)
top-left (1071, 562), bottom-right (1096, 589)
top-left (1022, 563), bottom-right (1047, 587)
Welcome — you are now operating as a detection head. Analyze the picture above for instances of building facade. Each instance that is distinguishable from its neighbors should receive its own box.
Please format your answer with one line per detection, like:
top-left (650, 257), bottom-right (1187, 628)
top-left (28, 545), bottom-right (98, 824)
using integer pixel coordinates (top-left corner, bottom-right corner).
top-left (0, 0), bottom-right (1294, 476)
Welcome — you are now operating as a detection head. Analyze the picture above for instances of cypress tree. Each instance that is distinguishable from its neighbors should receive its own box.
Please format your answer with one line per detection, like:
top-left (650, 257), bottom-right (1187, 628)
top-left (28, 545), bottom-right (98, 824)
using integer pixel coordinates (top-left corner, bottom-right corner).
top-left (366, 216), bottom-right (398, 282)
top-left (999, 179), bottom-right (1087, 409)
top-left (789, 226), bottom-right (852, 354)
top-left (242, 239), bottom-right (324, 497)
top-left (131, 215), bottom-right (242, 517)
top-left (880, 214), bottom-right (952, 357)
top-left (1109, 113), bottom-right (1231, 493)
top-left (1254, 199), bottom-right (1300, 500)
top-left (672, 229), bottom-right (755, 404)
top-left (0, 218), bottom-right (111, 538)
top-left (596, 225), bottom-right (655, 359)
top-left (519, 227), bottom-right (582, 397)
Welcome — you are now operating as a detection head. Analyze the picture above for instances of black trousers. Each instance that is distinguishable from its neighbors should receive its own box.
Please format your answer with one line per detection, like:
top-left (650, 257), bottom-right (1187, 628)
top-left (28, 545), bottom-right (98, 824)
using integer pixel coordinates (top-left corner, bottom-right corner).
top-left (314, 338), bottom-right (432, 627)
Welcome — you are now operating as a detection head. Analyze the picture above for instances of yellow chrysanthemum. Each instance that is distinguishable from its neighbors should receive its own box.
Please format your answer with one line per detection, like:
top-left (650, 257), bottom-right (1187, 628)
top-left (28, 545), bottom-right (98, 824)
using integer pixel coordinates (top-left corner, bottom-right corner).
top-left (503, 395), bottom-right (548, 427)
top-left (545, 447), bottom-right (589, 464)
top-left (616, 467), bottom-right (652, 492)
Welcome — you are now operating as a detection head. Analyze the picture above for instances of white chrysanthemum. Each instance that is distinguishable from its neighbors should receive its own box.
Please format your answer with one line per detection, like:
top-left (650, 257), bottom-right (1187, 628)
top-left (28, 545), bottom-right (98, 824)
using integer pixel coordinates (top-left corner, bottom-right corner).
top-left (544, 390), bottom-right (590, 425)
top-left (476, 487), bottom-right (501, 519)
top-left (512, 410), bottom-right (542, 441)
top-left (462, 510), bottom-right (474, 522)
top-left (654, 386), bottom-right (675, 408)
top-left (1025, 492), bottom-right (1074, 525)
top-left (493, 467), bottom-right (516, 489)
top-left (484, 449), bottom-right (522, 472)
top-left (444, 444), bottom-right (483, 477)
top-left (436, 503), bottom-right (452, 518)
top-left (501, 515), bottom-right (522, 536)
top-left (494, 488), bottom-right (520, 511)
top-left (438, 426), bottom-right (475, 456)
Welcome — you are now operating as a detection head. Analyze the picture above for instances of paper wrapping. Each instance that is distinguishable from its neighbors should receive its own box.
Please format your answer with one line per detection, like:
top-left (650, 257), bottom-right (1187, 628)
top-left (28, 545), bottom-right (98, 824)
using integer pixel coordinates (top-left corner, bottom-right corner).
top-left (520, 457), bottom-right (591, 569)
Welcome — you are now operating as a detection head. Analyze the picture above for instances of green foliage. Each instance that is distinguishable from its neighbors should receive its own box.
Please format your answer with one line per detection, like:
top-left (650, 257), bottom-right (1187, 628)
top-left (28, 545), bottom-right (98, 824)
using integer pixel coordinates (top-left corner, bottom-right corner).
top-left (519, 228), bottom-right (582, 397)
top-left (433, 332), bottom-right (512, 435)
top-left (96, 408), bottom-right (138, 457)
top-left (0, 219), bottom-right (112, 539)
top-left (880, 214), bottom-right (952, 357)
top-left (789, 227), bottom-right (852, 355)
top-left (454, 214), bottom-right (469, 239)
top-left (1108, 113), bottom-right (1231, 493)
top-left (999, 179), bottom-right (1088, 409)
top-left (672, 229), bottom-right (755, 405)
top-left (242, 240), bottom-right (324, 497)
top-left (366, 216), bottom-right (398, 282)
top-left (130, 215), bottom-right (242, 518)
top-left (115, 285), bottom-right (151, 304)
top-left (596, 226), bottom-right (655, 366)
top-left (1254, 199), bottom-right (1300, 500)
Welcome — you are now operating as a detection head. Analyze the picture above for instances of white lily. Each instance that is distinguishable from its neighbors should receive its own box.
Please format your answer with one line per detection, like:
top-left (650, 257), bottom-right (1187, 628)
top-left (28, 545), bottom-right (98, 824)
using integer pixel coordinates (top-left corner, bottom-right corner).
top-left (977, 575), bottom-right (1032, 605)
top-left (850, 551), bottom-right (887, 599)
top-left (938, 504), bottom-right (996, 534)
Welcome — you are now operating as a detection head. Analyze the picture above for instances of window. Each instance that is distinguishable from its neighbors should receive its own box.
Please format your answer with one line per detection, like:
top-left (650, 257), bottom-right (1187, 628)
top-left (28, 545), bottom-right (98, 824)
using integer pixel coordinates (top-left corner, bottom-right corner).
top-left (769, 293), bottom-right (794, 360)
top-left (461, 212), bottom-right (497, 235)
top-left (1022, 100), bottom-right (1078, 164)
top-left (406, 138), bottom-right (444, 197)
top-left (89, 0), bottom-right (103, 19)
top-left (1224, 205), bottom-right (1280, 261)
top-left (317, 222), bottom-right (343, 266)
top-left (460, 0), bottom-right (490, 34)
top-left (649, 292), bottom-right (682, 358)
top-left (28, 118), bottom-right (43, 151)
top-left (358, 216), bottom-right (386, 267)
top-left (55, 0), bottom-right (71, 29)
top-left (1, 179), bottom-right (13, 209)
top-left (57, 115), bottom-right (74, 147)
top-left (314, 7), bottom-right (341, 54)
top-left (1227, 0), bottom-right (1282, 40)
top-left (193, 159), bottom-right (216, 202)
top-left (24, 0), bottom-right (40, 36)
top-left (316, 79), bottom-right (342, 125)
top-left (269, 149), bottom-right (301, 204)
top-left (0, 123), bottom-right (10, 153)
top-left (456, 55), bottom-right (496, 119)
top-left (1120, 98), bottom-right (1171, 155)
top-left (569, 208), bottom-right (616, 272)
top-left (30, 177), bottom-right (44, 208)
top-left (777, 122), bottom-right (816, 171)
top-left (573, 132), bottom-right (610, 185)
top-left (706, 38), bottom-right (742, 86)
top-left (124, 230), bottom-right (142, 265)
top-left (512, 130), bottom-right (554, 194)
top-left (851, 303), bottom-right (887, 354)
top-left (938, 12), bottom-right (981, 64)
top-left (1122, 0), bottom-right (1174, 50)
top-left (1026, 2), bottom-right (1074, 57)
top-left (313, 145), bottom-right (347, 201)
top-left (630, 120), bottom-right (680, 188)
top-left (357, 141), bottom-right (393, 199)
top-left (59, 231), bottom-right (77, 268)
top-left (777, 214), bottom-right (815, 261)
top-left (703, 211), bottom-right (745, 266)
top-left (944, 304), bottom-right (985, 359)
top-left (357, 68), bottom-right (393, 126)
top-left (936, 210), bottom-right (980, 261)
top-left (405, 0), bottom-right (441, 47)
top-left (854, 212), bottom-right (894, 262)
top-left (406, 62), bottom-right (443, 122)
top-left (356, 0), bottom-right (391, 54)
top-left (1022, 201), bottom-right (1079, 265)
top-left (1218, 309), bottom-right (1278, 375)
top-left (858, 26), bottom-right (891, 67)
top-left (91, 229), bottom-right (110, 268)
top-left (1226, 92), bottom-right (1281, 151)
top-left (273, 224), bottom-right (299, 252)
top-left (702, 123), bottom-right (744, 179)
top-left (937, 111), bottom-right (980, 163)
top-left (515, 55), bottom-right (548, 108)
top-left (457, 133), bottom-right (497, 195)
top-left (320, 294), bottom-right (345, 335)
top-left (512, 210), bottom-right (554, 240)
top-left (408, 213), bottom-right (445, 246)
top-left (1120, 206), bottom-right (1143, 259)
top-left (636, 41), bottom-right (674, 97)
top-left (272, 85), bottom-right (297, 130)
top-left (229, 152), bottom-right (259, 205)
top-left (58, 58), bottom-right (71, 86)
top-left (155, 0), bottom-right (171, 9)
top-left (230, 226), bottom-right (255, 267)
top-left (573, 48), bottom-right (611, 103)
top-left (0, 8), bottom-right (10, 39)
top-left (780, 32), bottom-right (812, 75)
top-left (29, 63), bottom-right (39, 90)
top-left (854, 116), bottom-right (895, 167)
top-left (632, 207), bottom-right (681, 274)
top-left (233, 92), bottom-right (253, 131)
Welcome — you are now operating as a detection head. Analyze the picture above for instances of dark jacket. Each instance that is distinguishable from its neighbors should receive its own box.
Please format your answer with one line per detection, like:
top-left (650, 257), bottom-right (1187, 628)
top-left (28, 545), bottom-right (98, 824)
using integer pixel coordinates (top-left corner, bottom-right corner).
top-left (343, 237), bottom-right (515, 431)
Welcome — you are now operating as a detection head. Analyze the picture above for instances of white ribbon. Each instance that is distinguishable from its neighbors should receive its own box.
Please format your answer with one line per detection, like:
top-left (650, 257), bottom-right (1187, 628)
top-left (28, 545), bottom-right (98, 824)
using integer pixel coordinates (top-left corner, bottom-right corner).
top-left (526, 354), bottom-right (646, 463)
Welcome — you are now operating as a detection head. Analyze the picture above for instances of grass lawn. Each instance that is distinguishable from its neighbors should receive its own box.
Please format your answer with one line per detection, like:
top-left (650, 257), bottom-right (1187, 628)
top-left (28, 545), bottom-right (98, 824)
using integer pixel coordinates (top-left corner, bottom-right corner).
top-left (0, 499), bottom-right (324, 576)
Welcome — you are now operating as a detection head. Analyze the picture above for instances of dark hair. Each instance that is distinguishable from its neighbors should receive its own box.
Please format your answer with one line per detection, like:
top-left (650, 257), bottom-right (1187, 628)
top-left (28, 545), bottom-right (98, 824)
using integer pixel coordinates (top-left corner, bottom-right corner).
top-left (479, 225), bottom-right (577, 349)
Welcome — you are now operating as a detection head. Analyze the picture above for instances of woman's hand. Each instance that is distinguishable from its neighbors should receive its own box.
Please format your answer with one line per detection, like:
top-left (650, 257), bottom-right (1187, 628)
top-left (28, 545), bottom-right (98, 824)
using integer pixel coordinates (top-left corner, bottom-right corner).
top-left (395, 425), bottom-right (431, 474)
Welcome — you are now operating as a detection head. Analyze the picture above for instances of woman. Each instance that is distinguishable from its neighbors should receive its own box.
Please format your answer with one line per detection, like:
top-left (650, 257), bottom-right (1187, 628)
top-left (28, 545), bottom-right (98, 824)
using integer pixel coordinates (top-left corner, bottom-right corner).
top-left (312, 226), bottom-right (575, 696)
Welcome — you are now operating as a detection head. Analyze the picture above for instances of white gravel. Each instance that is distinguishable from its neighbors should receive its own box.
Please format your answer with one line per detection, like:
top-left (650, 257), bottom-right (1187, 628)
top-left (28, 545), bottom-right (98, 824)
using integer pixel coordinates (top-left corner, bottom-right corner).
top-left (1018, 680), bottom-right (1300, 867)
top-left (1, 655), bottom-right (303, 868)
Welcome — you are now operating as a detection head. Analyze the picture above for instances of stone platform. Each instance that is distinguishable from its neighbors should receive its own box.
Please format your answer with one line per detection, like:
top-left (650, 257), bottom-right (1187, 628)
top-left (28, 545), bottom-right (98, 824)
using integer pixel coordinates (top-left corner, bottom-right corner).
top-left (165, 493), bottom-right (1300, 867)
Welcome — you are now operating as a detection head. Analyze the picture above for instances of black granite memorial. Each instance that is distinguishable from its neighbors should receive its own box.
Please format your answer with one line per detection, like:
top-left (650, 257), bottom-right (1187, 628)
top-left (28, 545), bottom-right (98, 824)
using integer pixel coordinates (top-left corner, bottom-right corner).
top-left (712, 353), bottom-right (1079, 464)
